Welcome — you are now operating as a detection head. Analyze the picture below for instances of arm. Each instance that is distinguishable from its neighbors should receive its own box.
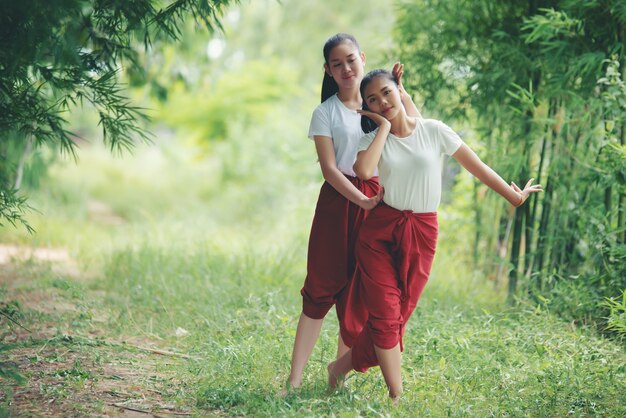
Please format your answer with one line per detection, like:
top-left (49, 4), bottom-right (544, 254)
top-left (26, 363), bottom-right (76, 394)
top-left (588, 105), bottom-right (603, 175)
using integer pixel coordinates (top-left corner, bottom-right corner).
top-left (314, 136), bottom-right (382, 210)
top-left (352, 111), bottom-right (391, 180)
top-left (452, 143), bottom-right (542, 206)
top-left (392, 62), bottom-right (422, 118)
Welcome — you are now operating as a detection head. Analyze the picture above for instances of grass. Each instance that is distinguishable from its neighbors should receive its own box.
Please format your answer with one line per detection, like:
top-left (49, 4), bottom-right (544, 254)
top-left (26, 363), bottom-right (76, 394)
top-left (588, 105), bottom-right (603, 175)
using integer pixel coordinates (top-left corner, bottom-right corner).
top-left (1, 127), bottom-right (625, 417)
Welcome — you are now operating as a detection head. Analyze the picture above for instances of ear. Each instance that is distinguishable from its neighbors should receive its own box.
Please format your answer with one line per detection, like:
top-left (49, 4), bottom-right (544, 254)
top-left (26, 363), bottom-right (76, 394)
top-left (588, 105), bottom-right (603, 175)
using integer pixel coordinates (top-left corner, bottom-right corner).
top-left (323, 63), bottom-right (332, 77)
top-left (360, 51), bottom-right (366, 66)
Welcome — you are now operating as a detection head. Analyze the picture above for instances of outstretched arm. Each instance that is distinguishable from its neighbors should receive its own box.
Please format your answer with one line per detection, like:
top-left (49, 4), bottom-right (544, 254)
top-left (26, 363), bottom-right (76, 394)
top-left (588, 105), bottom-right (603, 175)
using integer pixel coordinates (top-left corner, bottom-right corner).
top-left (452, 143), bottom-right (542, 206)
top-left (314, 136), bottom-right (383, 210)
top-left (392, 62), bottom-right (422, 118)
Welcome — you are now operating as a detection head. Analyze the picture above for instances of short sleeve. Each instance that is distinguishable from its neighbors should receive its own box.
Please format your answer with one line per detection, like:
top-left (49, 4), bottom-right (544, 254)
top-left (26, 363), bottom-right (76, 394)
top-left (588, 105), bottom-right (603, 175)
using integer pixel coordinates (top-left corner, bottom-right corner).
top-left (308, 105), bottom-right (331, 140)
top-left (436, 121), bottom-right (463, 155)
top-left (358, 130), bottom-right (377, 153)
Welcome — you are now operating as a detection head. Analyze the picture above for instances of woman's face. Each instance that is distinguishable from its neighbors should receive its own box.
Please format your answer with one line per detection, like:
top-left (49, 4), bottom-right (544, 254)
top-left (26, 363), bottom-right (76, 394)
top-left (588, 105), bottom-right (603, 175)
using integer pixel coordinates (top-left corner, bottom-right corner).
top-left (363, 76), bottom-right (402, 120)
top-left (324, 41), bottom-right (366, 91)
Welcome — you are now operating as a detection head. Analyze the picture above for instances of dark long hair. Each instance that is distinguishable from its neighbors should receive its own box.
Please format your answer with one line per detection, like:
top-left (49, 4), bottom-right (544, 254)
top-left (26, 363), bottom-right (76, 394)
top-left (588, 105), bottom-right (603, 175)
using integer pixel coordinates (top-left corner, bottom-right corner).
top-left (360, 69), bottom-right (397, 133)
top-left (320, 33), bottom-right (361, 103)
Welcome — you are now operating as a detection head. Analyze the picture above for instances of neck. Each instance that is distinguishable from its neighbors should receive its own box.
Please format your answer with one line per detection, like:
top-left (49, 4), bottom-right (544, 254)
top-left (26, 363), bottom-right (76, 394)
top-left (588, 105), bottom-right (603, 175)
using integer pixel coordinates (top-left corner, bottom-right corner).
top-left (389, 111), bottom-right (414, 137)
top-left (336, 87), bottom-right (361, 108)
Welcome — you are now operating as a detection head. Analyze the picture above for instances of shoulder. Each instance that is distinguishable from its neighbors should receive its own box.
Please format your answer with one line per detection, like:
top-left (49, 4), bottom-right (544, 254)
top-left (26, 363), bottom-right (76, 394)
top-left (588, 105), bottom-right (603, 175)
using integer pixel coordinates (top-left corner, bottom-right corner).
top-left (418, 119), bottom-right (460, 138)
top-left (417, 118), bottom-right (447, 132)
top-left (312, 96), bottom-right (339, 122)
top-left (315, 95), bottom-right (338, 112)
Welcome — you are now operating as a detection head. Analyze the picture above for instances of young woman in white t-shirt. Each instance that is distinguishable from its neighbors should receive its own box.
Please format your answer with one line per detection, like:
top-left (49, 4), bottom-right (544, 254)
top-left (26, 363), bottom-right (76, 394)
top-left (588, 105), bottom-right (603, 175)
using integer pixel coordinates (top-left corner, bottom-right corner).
top-left (284, 36), bottom-right (421, 393)
top-left (326, 69), bottom-right (542, 401)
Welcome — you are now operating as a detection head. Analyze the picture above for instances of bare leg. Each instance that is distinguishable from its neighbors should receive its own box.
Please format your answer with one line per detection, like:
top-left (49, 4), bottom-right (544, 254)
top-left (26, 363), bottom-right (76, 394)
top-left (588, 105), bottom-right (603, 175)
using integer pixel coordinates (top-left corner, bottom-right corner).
top-left (336, 333), bottom-right (349, 359)
top-left (284, 312), bottom-right (323, 392)
top-left (374, 343), bottom-right (402, 401)
top-left (328, 348), bottom-right (353, 389)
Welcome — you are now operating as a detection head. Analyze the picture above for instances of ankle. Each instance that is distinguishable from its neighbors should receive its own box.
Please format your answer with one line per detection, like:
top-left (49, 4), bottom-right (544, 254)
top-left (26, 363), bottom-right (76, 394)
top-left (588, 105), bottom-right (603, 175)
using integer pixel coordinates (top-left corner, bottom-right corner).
top-left (389, 388), bottom-right (402, 402)
top-left (287, 377), bottom-right (301, 389)
top-left (327, 361), bottom-right (344, 389)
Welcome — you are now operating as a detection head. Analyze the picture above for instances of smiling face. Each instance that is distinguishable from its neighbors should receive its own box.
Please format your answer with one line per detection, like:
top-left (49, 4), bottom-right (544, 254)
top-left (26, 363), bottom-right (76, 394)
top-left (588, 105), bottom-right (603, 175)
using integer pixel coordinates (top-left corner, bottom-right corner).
top-left (362, 75), bottom-right (402, 120)
top-left (324, 40), bottom-right (366, 91)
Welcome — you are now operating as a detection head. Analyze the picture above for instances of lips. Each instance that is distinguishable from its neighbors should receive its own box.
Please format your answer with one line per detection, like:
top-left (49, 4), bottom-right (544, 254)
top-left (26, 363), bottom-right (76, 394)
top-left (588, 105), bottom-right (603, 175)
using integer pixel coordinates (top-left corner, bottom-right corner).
top-left (382, 107), bottom-right (392, 114)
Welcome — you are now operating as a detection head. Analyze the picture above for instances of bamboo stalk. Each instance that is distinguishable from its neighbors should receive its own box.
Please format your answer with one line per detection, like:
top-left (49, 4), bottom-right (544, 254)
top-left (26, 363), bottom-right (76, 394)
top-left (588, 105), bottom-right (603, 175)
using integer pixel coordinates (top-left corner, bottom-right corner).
top-left (528, 100), bottom-right (555, 284)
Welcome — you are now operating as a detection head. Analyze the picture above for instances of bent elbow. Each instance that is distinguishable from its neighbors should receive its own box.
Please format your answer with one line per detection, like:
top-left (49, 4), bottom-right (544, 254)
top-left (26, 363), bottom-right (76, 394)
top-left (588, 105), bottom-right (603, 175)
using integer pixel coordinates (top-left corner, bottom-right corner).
top-left (353, 164), bottom-right (373, 180)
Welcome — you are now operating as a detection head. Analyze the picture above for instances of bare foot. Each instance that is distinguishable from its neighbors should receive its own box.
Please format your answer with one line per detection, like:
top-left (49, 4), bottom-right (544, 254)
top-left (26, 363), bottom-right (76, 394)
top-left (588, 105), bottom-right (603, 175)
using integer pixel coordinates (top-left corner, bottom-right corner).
top-left (327, 361), bottom-right (344, 390)
top-left (279, 379), bottom-right (300, 397)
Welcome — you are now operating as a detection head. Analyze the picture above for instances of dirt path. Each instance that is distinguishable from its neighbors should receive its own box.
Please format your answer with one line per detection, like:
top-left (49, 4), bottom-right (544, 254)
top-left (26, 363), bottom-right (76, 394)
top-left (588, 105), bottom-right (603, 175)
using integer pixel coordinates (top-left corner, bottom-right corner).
top-left (0, 246), bottom-right (195, 417)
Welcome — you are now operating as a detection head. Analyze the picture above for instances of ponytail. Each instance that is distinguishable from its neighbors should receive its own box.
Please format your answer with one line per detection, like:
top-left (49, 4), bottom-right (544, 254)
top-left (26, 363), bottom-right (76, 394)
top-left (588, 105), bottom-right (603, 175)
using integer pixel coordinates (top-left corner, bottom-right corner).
top-left (321, 72), bottom-right (338, 103)
top-left (360, 101), bottom-right (378, 134)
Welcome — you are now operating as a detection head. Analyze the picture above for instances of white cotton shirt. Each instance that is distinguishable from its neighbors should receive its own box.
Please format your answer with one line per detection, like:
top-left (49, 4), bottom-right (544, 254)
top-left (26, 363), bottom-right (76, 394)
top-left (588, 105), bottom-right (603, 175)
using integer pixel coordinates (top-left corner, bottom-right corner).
top-left (308, 94), bottom-right (367, 177)
top-left (358, 118), bottom-right (463, 213)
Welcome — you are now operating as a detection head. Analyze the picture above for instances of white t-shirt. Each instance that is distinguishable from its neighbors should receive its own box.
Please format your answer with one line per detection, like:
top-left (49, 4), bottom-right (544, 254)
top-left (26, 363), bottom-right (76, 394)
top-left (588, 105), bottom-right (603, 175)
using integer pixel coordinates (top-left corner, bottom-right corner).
top-left (358, 118), bottom-right (463, 213)
top-left (308, 94), bottom-right (365, 177)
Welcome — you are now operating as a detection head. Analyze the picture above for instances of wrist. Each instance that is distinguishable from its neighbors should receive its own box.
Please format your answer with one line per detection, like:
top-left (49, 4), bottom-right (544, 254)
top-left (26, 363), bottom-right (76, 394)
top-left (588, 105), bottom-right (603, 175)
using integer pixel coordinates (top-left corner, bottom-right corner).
top-left (357, 194), bottom-right (372, 209)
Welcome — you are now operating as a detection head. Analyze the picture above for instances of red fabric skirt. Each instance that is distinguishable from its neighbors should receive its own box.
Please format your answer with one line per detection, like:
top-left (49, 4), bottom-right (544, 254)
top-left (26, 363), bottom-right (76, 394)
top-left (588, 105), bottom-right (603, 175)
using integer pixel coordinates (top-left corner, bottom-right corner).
top-left (300, 175), bottom-right (380, 340)
top-left (349, 202), bottom-right (438, 372)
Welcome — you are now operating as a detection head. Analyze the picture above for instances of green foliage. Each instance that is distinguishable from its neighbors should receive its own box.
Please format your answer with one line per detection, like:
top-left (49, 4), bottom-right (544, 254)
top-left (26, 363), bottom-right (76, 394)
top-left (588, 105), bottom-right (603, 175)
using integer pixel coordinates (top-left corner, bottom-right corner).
top-left (160, 59), bottom-right (302, 144)
top-left (0, 189), bottom-right (34, 233)
top-left (394, 0), bottom-right (626, 334)
top-left (0, 0), bottom-right (236, 228)
top-left (0, 359), bottom-right (26, 386)
top-left (604, 290), bottom-right (626, 335)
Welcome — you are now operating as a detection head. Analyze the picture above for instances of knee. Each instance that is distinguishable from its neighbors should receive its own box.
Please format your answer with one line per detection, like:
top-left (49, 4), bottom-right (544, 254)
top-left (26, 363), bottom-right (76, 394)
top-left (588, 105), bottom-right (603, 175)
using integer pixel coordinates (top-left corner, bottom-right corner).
top-left (301, 293), bottom-right (333, 320)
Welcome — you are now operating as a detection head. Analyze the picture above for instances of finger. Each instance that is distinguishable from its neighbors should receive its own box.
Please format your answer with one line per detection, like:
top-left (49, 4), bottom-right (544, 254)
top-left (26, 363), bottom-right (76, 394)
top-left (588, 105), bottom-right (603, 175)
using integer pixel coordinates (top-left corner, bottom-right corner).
top-left (524, 178), bottom-right (534, 188)
top-left (511, 182), bottom-right (522, 192)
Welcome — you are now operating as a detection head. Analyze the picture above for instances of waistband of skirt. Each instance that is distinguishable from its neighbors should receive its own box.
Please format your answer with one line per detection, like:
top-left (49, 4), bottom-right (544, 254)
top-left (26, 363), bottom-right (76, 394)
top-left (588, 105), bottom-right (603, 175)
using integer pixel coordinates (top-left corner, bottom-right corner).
top-left (377, 201), bottom-right (437, 218)
top-left (343, 173), bottom-right (379, 184)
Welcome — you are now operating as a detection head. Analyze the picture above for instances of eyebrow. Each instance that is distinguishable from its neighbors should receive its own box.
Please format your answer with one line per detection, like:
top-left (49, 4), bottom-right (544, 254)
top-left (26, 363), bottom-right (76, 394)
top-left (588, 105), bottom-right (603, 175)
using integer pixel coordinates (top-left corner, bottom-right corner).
top-left (366, 85), bottom-right (392, 100)
top-left (329, 53), bottom-right (356, 63)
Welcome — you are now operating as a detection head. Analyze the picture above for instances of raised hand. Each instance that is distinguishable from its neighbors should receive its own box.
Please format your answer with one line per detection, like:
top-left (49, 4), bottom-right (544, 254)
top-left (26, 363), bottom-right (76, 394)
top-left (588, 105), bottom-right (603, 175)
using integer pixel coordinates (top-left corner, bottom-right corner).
top-left (357, 108), bottom-right (391, 129)
top-left (392, 62), bottom-right (421, 118)
top-left (392, 62), bottom-right (406, 95)
top-left (511, 178), bottom-right (543, 206)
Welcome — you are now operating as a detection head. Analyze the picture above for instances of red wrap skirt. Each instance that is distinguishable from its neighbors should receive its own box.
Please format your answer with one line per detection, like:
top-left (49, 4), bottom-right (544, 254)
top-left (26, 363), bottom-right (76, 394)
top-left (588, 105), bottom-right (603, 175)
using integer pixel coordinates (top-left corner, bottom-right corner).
top-left (349, 202), bottom-right (438, 373)
top-left (300, 175), bottom-right (380, 339)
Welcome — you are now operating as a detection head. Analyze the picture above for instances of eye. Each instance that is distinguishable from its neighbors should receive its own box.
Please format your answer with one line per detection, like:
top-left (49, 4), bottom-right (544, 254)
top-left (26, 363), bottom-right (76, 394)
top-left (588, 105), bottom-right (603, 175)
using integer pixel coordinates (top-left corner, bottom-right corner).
top-left (384, 89), bottom-right (391, 95)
